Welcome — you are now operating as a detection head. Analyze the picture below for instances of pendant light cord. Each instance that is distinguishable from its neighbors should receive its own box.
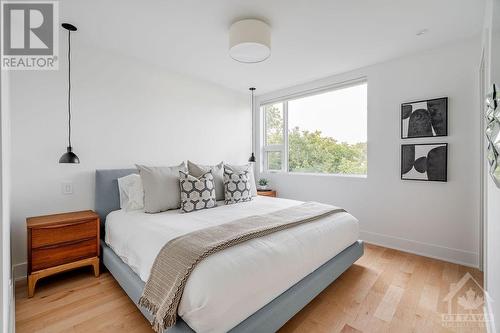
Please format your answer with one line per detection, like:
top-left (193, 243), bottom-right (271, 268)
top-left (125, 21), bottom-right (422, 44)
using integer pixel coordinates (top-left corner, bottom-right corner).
top-left (251, 89), bottom-right (253, 150)
top-left (250, 87), bottom-right (255, 153)
top-left (67, 30), bottom-right (72, 148)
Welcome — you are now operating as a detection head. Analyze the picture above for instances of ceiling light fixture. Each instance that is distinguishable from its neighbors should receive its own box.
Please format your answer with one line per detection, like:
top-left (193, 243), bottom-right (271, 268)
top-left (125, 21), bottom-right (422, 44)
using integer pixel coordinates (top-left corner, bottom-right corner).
top-left (229, 19), bottom-right (271, 63)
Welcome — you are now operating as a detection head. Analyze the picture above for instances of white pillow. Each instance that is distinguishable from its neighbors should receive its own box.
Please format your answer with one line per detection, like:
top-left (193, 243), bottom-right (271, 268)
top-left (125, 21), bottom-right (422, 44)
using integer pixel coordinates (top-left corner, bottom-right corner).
top-left (136, 163), bottom-right (187, 213)
top-left (117, 174), bottom-right (144, 211)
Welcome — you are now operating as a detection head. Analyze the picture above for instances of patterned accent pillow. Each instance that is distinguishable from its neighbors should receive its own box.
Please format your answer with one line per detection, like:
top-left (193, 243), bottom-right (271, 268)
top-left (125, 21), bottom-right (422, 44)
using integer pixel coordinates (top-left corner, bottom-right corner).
top-left (223, 167), bottom-right (252, 204)
top-left (187, 160), bottom-right (225, 201)
top-left (179, 171), bottom-right (216, 213)
top-left (225, 164), bottom-right (257, 197)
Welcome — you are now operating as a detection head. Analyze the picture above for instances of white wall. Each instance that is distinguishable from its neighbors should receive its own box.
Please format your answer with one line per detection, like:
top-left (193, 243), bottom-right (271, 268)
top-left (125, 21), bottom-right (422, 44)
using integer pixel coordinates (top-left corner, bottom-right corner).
top-left (256, 38), bottom-right (481, 267)
top-left (1, 69), bottom-right (13, 332)
top-left (8, 42), bottom-right (249, 277)
top-left (483, 0), bottom-right (500, 330)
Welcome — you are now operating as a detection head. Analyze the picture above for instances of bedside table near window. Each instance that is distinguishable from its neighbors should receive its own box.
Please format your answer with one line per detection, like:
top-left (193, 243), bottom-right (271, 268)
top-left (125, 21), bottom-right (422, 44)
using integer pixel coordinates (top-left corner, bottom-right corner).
top-left (26, 210), bottom-right (100, 298)
top-left (257, 190), bottom-right (277, 197)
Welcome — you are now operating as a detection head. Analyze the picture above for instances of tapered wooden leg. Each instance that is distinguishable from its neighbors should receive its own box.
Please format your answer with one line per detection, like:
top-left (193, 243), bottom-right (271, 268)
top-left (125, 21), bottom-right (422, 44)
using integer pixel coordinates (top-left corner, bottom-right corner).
top-left (92, 257), bottom-right (100, 277)
top-left (27, 274), bottom-right (38, 298)
top-left (27, 257), bottom-right (100, 297)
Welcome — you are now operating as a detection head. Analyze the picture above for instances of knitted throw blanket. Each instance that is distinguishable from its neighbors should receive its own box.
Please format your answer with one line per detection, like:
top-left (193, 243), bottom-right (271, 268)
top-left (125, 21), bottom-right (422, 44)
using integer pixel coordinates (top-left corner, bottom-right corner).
top-left (138, 202), bottom-right (346, 332)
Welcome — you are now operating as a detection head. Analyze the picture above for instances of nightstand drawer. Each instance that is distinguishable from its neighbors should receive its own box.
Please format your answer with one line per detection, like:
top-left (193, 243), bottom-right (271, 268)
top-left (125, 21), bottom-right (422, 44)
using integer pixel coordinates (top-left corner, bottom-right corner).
top-left (31, 238), bottom-right (97, 271)
top-left (31, 219), bottom-right (97, 249)
top-left (257, 190), bottom-right (277, 197)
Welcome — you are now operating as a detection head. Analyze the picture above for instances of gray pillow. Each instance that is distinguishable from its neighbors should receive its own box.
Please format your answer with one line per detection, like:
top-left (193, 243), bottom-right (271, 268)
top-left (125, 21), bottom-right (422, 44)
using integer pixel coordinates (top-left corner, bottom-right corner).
top-left (225, 164), bottom-right (257, 197)
top-left (187, 161), bottom-right (224, 201)
top-left (136, 163), bottom-right (187, 213)
top-left (179, 171), bottom-right (217, 213)
top-left (223, 167), bottom-right (252, 204)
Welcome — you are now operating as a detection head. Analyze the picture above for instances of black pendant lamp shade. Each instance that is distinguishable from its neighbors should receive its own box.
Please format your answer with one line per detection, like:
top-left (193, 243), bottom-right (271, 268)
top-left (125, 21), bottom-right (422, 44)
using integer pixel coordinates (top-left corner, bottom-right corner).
top-left (59, 23), bottom-right (80, 164)
top-left (59, 146), bottom-right (79, 163)
top-left (248, 152), bottom-right (256, 163)
top-left (248, 87), bottom-right (256, 162)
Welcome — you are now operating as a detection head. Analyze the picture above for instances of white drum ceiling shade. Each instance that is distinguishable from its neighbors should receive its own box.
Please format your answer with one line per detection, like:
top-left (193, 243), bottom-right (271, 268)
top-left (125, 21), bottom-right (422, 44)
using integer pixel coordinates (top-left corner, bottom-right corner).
top-left (229, 19), bottom-right (271, 63)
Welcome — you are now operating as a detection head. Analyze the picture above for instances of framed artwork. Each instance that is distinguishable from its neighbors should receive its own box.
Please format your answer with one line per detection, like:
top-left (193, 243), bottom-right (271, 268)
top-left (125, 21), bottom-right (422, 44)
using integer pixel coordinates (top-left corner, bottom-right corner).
top-left (401, 143), bottom-right (448, 182)
top-left (486, 84), bottom-right (500, 187)
top-left (401, 97), bottom-right (448, 139)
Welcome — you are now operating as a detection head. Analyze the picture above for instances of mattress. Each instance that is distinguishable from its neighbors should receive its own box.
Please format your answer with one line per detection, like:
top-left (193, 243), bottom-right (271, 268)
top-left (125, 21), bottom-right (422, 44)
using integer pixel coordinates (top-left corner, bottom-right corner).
top-left (105, 196), bottom-right (359, 333)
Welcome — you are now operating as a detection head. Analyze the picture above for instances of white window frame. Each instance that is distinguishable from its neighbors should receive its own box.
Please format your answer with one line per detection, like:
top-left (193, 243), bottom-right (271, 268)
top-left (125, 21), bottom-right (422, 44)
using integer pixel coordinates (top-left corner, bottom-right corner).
top-left (260, 77), bottom-right (367, 176)
top-left (262, 102), bottom-right (287, 172)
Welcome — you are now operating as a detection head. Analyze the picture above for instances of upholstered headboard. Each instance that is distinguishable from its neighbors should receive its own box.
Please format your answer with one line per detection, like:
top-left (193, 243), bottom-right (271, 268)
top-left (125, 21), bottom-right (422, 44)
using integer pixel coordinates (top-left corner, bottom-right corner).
top-left (95, 168), bottom-right (137, 233)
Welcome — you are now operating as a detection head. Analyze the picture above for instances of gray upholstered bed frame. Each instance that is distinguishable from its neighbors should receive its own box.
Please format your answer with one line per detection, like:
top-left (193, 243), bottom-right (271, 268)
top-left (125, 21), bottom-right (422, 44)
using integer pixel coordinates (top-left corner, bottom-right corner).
top-left (95, 169), bottom-right (364, 333)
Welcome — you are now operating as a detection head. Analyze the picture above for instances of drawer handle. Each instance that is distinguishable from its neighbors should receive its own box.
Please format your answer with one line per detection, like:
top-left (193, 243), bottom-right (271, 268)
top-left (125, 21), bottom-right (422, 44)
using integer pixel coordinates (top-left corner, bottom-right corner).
top-left (35, 237), bottom-right (95, 250)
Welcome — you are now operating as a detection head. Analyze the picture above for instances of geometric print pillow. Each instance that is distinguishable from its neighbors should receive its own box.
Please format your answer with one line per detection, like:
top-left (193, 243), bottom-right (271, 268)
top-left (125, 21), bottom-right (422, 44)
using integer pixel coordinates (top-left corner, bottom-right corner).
top-left (223, 167), bottom-right (252, 205)
top-left (179, 171), bottom-right (217, 213)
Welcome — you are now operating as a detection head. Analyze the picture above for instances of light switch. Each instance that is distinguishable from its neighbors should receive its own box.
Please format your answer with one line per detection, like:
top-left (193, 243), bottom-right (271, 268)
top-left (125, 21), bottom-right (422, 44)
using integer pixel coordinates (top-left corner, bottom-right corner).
top-left (61, 182), bottom-right (73, 195)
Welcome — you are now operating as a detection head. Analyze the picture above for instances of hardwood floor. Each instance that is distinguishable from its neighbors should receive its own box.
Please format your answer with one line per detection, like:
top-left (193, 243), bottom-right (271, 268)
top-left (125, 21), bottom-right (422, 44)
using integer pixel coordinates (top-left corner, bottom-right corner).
top-left (15, 244), bottom-right (486, 333)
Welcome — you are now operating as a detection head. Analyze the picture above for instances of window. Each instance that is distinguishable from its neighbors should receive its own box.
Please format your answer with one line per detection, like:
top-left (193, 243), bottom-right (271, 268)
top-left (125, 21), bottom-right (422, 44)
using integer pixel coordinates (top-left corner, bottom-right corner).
top-left (261, 81), bottom-right (367, 175)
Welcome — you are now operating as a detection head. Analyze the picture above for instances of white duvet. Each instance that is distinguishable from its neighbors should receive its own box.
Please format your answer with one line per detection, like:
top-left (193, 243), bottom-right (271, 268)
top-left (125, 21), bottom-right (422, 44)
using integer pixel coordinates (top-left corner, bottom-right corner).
top-left (105, 196), bottom-right (359, 333)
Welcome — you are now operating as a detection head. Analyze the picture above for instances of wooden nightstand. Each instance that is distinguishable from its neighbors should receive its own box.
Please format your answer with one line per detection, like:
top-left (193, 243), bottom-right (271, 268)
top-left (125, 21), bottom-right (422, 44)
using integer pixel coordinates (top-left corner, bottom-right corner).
top-left (26, 210), bottom-right (100, 297)
top-left (257, 190), bottom-right (277, 197)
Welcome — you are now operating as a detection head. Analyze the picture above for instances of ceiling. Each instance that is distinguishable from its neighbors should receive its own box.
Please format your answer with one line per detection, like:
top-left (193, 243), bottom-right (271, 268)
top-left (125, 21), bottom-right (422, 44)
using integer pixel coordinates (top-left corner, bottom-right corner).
top-left (62, 0), bottom-right (485, 94)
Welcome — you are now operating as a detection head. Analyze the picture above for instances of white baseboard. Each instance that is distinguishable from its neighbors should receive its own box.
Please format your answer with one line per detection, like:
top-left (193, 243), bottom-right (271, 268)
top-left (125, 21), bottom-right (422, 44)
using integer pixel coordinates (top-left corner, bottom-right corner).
top-left (13, 262), bottom-right (27, 282)
top-left (360, 230), bottom-right (479, 268)
top-left (485, 290), bottom-right (497, 333)
top-left (9, 277), bottom-right (14, 333)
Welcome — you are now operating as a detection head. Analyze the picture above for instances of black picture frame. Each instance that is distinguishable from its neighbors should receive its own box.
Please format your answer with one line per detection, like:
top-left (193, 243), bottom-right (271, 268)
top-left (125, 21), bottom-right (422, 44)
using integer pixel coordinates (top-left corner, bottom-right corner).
top-left (401, 97), bottom-right (448, 139)
top-left (401, 143), bottom-right (448, 182)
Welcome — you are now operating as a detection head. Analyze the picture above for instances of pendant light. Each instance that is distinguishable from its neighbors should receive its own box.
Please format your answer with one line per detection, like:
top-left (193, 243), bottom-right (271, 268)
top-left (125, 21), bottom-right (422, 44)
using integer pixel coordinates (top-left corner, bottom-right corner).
top-left (59, 23), bottom-right (80, 164)
top-left (248, 87), bottom-right (256, 163)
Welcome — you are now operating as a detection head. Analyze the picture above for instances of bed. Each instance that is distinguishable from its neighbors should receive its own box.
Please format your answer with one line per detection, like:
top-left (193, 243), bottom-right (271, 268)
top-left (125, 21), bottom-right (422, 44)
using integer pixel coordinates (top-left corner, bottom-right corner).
top-left (96, 168), bottom-right (364, 333)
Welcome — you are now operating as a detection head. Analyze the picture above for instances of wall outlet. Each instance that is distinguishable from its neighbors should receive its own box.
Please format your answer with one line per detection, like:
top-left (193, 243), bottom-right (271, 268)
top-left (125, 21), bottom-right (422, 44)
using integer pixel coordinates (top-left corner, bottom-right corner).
top-left (61, 182), bottom-right (73, 195)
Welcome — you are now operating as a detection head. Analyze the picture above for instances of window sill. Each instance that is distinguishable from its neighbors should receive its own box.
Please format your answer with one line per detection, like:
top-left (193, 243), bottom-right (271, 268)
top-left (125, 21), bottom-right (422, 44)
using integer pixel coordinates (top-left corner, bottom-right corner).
top-left (261, 171), bottom-right (367, 179)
